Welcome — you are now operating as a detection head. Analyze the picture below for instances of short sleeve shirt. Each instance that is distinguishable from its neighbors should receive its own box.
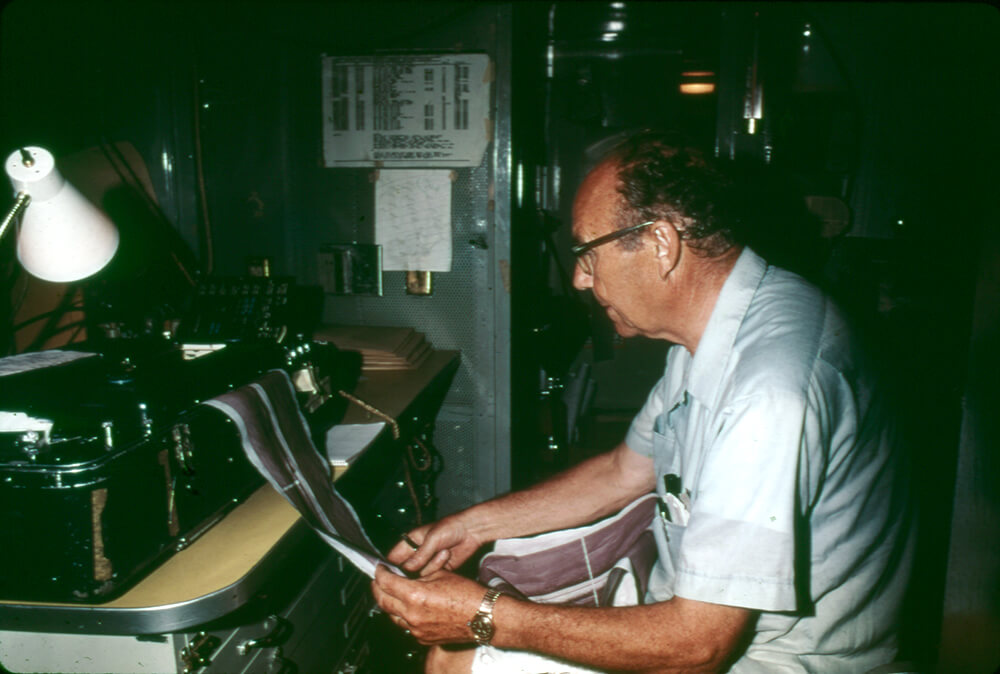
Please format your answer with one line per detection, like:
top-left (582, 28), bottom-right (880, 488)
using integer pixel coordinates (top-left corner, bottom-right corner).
top-left (625, 248), bottom-right (914, 673)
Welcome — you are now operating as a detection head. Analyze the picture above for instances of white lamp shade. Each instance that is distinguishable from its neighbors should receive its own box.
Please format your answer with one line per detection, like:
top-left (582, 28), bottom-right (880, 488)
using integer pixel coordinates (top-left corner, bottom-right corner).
top-left (6, 146), bottom-right (120, 283)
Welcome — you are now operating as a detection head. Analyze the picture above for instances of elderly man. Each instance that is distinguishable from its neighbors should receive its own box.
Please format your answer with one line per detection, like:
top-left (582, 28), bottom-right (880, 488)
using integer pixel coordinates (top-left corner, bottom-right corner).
top-left (372, 131), bottom-right (914, 673)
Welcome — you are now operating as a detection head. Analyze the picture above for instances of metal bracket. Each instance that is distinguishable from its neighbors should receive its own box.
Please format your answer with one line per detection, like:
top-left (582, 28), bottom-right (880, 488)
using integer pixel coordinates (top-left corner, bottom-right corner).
top-left (237, 614), bottom-right (293, 656)
top-left (180, 632), bottom-right (221, 673)
top-left (318, 243), bottom-right (383, 295)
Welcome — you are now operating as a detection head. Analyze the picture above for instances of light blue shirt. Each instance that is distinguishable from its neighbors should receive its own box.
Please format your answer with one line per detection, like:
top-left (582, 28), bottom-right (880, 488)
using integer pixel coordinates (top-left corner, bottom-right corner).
top-left (626, 248), bottom-right (915, 673)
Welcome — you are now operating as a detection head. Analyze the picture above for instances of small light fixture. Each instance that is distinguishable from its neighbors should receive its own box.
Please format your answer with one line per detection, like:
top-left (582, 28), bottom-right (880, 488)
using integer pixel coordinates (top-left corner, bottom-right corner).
top-left (2, 146), bottom-right (119, 282)
top-left (679, 70), bottom-right (716, 95)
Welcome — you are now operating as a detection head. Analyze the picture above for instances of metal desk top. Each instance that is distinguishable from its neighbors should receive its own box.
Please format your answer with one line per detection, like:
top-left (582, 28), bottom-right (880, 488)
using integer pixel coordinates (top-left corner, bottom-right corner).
top-left (0, 350), bottom-right (459, 635)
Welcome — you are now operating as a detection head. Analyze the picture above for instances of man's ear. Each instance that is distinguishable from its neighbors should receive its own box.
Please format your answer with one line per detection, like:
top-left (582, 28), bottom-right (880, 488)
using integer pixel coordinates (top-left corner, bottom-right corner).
top-left (652, 221), bottom-right (680, 278)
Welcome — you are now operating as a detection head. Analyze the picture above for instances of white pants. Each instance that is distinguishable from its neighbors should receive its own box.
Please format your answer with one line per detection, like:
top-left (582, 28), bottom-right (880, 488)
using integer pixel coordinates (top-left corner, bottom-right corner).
top-left (472, 645), bottom-right (605, 674)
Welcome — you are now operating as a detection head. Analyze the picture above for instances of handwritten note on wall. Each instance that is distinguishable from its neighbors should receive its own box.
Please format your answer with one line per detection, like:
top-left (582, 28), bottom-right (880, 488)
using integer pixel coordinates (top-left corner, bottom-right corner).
top-left (374, 169), bottom-right (452, 272)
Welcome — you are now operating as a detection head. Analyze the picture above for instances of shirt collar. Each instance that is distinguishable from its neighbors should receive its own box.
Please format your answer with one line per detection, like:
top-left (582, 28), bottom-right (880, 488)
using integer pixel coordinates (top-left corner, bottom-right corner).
top-left (686, 247), bottom-right (768, 406)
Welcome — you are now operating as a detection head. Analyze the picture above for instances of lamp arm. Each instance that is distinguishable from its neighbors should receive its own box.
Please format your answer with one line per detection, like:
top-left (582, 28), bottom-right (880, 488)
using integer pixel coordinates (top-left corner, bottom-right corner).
top-left (0, 192), bottom-right (31, 243)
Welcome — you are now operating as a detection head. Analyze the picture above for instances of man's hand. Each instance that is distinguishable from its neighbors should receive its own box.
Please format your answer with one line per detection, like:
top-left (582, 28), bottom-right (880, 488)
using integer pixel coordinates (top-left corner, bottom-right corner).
top-left (387, 515), bottom-right (482, 576)
top-left (372, 564), bottom-right (489, 645)
top-left (387, 443), bottom-right (654, 577)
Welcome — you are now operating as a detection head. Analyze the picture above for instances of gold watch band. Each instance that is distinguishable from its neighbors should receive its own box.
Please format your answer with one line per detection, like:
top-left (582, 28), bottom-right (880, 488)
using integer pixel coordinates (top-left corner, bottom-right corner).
top-left (477, 588), bottom-right (502, 614)
top-left (468, 588), bottom-right (503, 646)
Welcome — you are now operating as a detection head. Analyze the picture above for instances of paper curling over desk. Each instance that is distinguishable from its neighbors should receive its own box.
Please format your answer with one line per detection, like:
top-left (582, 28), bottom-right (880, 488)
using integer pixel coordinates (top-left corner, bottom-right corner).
top-left (205, 369), bottom-right (659, 607)
top-left (203, 370), bottom-right (400, 579)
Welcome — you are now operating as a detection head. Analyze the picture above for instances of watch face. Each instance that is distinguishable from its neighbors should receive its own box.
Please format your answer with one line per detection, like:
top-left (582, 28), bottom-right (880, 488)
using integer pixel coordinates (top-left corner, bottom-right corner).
top-left (469, 613), bottom-right (495, 643)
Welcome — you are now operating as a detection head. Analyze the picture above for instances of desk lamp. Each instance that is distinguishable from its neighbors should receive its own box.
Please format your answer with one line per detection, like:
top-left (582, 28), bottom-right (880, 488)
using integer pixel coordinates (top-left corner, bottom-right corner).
top-left (1, 146), bottom-right (119, 282)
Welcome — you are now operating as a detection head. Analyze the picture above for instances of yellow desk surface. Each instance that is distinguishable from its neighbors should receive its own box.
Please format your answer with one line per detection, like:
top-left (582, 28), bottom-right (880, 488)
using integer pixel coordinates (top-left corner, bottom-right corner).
top-left (0, 350), bottom-right (459, 633)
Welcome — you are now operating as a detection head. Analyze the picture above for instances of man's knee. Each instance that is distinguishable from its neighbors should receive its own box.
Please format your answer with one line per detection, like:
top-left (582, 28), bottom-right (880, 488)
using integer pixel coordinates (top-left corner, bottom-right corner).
top-left (425, 645), bottom-right (477, 674)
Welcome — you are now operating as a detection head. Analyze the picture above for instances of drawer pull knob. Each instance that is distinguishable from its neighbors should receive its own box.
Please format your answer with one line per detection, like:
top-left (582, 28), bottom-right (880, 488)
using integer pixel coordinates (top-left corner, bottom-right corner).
top-left (238, 615), bottom-right (293, 655)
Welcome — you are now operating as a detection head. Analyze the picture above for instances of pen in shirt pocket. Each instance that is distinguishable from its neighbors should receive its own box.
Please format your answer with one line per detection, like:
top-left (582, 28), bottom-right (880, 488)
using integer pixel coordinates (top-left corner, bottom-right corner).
top-left (659, 473), bottom-right (691, 526)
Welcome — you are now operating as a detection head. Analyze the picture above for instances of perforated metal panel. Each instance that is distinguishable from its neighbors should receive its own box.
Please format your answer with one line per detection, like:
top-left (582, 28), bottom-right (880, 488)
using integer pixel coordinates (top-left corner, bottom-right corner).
top-left (309, 165), bottom-right (498, 515)
top-left (283, 6), bottom-right (512, 516)
top-left (431, 406), bottom-right (480, 517)
top-left (315, 164), bottom-right (492, 405)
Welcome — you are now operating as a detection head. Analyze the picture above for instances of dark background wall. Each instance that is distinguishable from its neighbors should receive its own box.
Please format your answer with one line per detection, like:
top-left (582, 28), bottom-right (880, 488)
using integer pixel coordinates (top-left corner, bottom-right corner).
top-left (1, 1), bottom-right (998, 670)
top-left (0, 0), bottom-right (513, 524)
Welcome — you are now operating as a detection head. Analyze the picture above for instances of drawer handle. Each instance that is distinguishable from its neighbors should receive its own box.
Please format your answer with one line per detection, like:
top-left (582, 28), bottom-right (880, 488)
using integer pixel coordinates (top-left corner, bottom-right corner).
top-left (180, 632), bottom-right (221, 673)
top-left (238, 615), bottom-right (293, 655)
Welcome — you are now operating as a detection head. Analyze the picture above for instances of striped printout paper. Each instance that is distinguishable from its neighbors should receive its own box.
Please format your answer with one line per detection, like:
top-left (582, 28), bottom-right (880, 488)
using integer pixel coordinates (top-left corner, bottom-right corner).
top-left (204, 370), bottom-right (658, 604)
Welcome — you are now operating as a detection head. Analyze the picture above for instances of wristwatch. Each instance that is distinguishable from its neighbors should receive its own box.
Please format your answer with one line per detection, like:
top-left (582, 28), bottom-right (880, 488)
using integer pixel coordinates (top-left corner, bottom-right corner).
top-left (467, 588), bottom-right (503, 646)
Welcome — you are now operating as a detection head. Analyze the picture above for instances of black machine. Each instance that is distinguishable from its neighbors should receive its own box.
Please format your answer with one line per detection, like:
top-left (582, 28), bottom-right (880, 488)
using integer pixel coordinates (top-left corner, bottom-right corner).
top-left (173, 275), bottom-right (323, 344)
top-left (0, 279), bottom-right (359, 604)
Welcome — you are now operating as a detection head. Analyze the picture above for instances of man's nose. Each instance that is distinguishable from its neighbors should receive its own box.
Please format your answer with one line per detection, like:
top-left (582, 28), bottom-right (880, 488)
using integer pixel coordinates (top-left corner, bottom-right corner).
top-left (572, 261), bottom-right (592, 290)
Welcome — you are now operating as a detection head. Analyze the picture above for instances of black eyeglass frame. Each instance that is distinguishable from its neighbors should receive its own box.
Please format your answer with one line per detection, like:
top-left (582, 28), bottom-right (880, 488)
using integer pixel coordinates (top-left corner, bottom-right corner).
top-left (570, 220), bottom-right (656, 257)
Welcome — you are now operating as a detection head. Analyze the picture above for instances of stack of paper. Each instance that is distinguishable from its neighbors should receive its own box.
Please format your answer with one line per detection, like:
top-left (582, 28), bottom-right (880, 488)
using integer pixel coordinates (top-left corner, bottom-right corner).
top-left (325, 422), bottom-right (386, 478)
top-left (314, 325), bottom-right (431, 371)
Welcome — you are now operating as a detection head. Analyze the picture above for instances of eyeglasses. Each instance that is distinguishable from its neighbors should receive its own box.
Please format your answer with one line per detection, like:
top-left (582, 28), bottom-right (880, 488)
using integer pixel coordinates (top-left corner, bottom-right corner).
top-left (571, 221), bottom-right (654, 275)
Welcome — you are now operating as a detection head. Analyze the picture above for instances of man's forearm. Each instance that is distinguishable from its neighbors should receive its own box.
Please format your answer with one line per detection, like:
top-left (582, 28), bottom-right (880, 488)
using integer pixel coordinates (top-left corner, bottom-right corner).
top-left (389, 443), bottom-right (655, 576)
top-left (457, 443), bottom-right (654, 545)
top-left (490, 594), bottom-right (753, 673)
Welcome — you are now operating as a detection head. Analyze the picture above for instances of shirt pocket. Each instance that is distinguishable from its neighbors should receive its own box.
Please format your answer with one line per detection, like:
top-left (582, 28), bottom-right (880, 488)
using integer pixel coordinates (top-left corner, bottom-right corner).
top-left (660, 519), bottom-right (686, 575)
top-left (651, 423), bottom-right (681, 480)
top-left (650, 425), bottom-right (687, 600)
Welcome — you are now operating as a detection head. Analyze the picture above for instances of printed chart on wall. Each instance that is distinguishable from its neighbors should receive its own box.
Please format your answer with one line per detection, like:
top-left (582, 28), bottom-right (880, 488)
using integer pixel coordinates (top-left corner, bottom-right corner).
top-left (321, 53), bottom-right (492, 168)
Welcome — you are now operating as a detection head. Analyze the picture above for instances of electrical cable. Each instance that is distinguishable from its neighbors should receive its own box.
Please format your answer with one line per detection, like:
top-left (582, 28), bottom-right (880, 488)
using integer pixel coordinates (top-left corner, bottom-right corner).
top-left (336, 389), bottom-right (437, 527)
top-left (191, 54), bottom-right (214, 275)
top-left (401, 454), bottom-right (424, 526)
top-left (337, 390), bottom-right (400, 440)
top-left (407, 437), bottom-right (434, 472)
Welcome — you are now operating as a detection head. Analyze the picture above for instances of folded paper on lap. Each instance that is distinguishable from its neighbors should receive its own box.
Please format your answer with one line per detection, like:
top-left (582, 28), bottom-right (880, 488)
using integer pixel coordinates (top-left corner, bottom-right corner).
top-left (478, 493), bottom-right (659, 607)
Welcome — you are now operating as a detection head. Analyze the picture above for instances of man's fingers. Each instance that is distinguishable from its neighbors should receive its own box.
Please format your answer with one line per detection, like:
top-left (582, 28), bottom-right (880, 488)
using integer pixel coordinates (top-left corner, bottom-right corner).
top-left (372, 585), bottom-right (415, 638)
top-left (420, 548), bottom-right (452, 575)
top-left (387, 539), bottom-right (419, 565)
top-left (387, 528), bottom-right (429, 564)
top-left (374, 562), bottom-right (407, 589)
top-left (371, 567), bottom-right (412, 617)
top-left (400, 535), bottom-right (446, 572)
top-left (386, 519), bottom-right (473, 574)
